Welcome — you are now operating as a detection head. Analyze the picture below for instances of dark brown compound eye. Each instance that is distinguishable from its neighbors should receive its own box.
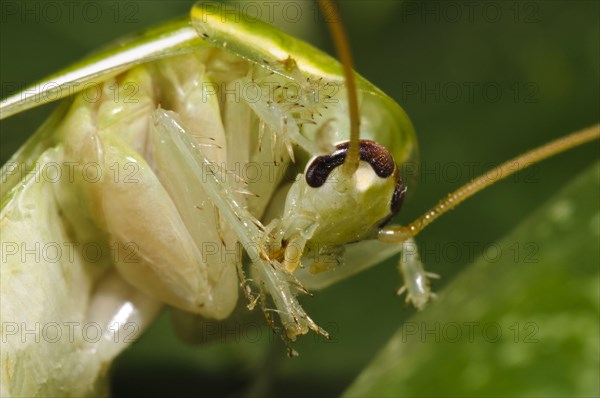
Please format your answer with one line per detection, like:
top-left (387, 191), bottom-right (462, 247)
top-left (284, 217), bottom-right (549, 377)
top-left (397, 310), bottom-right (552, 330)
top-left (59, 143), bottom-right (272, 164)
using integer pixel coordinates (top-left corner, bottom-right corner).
top-left (305, 140), bottom-right (396, 187)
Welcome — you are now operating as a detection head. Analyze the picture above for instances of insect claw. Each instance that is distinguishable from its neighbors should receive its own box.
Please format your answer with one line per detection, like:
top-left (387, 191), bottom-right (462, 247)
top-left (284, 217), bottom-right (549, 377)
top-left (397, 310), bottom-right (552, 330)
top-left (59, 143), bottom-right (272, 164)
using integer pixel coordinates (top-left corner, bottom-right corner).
top-left (247, 295), bottom-right (260, 311)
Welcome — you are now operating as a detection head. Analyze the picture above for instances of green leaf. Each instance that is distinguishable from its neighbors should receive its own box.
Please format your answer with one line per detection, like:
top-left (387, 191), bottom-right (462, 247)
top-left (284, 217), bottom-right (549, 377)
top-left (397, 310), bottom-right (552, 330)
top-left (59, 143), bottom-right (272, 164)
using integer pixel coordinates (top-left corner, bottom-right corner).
top-left (345, 161), bottom-right (600, 397)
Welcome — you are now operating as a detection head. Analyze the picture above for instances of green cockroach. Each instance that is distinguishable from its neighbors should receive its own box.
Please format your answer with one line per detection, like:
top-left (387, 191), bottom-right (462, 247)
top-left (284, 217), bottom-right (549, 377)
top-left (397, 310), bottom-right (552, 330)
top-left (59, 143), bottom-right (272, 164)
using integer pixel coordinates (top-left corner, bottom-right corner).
top-left (0, 3), bottom-right (419, 394)
top-left (0, 2), bottom-right (597, 396)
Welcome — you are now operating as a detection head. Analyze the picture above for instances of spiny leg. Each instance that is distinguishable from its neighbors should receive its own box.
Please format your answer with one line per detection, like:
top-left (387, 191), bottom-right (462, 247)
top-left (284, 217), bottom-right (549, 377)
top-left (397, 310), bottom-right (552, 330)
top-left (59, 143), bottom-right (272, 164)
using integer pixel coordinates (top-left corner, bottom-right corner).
top-left (152, 108), bottom-right (328, 340)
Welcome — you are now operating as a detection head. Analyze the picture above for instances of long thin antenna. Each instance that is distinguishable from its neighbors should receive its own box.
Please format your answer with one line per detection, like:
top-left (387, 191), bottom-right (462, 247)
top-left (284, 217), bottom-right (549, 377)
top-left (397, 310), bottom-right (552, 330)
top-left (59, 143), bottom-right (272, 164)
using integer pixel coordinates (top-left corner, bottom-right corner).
top-left (379, 123), bottom-right (600, 243)
top-left (318, 0), bottom-right (360, 176)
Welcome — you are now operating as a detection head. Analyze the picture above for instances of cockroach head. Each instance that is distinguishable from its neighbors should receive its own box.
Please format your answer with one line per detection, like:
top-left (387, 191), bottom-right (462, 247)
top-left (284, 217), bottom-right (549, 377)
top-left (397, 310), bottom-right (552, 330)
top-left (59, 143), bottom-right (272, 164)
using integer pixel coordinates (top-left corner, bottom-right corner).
top-left (300, 140), bottom-right (405, 245)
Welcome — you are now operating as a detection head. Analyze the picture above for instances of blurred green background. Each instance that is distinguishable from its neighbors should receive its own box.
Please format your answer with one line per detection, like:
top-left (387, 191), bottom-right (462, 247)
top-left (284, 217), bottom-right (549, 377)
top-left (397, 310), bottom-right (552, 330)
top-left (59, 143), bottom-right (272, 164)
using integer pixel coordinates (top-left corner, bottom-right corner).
top-left (1, 1), bottom-right (598, 396)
